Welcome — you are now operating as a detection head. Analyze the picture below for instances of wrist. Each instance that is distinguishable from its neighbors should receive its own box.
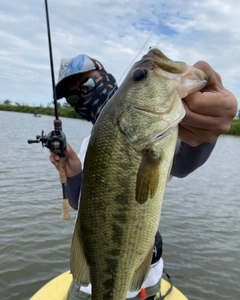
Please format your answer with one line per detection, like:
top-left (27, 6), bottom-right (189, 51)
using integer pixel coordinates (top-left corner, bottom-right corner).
top-left (67, 172), bottom-right (82, 181)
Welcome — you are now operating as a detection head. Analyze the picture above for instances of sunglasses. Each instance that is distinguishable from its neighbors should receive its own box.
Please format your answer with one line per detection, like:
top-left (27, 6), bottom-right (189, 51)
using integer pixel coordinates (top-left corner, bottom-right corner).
top-left (66, 74), bottom-right (103, 106)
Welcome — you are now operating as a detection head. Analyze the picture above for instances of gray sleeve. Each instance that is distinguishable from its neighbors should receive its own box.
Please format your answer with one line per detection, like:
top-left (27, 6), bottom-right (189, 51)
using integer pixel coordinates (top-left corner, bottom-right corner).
top-left (170, 139), bottom-right (217, 178)
top-left (66, 172), bottom-right (83, 210)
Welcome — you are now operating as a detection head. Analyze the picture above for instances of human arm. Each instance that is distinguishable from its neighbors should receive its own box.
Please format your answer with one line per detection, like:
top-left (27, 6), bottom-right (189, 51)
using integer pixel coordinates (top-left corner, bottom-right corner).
top-left (65, 172), bottom-right (82, 210)
top-left (171, 61), bottom-right (237, 177)
top-left (64, 135), bottom-right (91, 209)
top-left (171, 139), bottom-right (216, 178)
top-left (49, 143), bottom-right (82, 210)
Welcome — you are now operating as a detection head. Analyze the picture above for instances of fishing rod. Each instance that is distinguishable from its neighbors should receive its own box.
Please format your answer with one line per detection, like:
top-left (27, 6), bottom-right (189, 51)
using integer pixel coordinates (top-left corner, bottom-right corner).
top-left (27, 0), bottom-right (70, 220)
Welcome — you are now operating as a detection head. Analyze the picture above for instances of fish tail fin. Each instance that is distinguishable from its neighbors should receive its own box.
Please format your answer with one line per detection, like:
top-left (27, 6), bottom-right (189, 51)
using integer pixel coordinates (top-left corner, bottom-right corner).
top-left (129, 245), bottom-right (154, 291)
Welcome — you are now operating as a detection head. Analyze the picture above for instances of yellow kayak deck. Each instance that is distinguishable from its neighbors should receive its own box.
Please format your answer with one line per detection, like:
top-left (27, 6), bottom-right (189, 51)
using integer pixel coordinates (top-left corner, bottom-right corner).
top-left (30, 271), bottom-right (188, 300)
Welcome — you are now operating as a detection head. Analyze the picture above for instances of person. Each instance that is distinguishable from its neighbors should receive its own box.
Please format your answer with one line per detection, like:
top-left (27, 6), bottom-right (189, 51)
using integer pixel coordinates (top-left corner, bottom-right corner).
top-left (50, 53), bottom-right (237, 300)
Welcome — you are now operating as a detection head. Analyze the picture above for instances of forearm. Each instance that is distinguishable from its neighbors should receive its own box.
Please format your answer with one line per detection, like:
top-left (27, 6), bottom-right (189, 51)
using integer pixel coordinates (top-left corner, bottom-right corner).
top-left (171, 139), bottom-right (217, 178)
top-left (65, 136), bottom-right (90, 210)
top-left (66, 172), bottom-right (83, 210)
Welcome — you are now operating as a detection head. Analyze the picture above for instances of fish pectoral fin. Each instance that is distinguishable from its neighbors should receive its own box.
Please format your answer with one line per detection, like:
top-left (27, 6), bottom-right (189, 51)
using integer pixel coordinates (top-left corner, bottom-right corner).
top-left (129, 245), bottom-right (154, 292)
top-left (136, 149), bottom-right (160, 204)
top-left (70, 215), bottom-right (90, 286)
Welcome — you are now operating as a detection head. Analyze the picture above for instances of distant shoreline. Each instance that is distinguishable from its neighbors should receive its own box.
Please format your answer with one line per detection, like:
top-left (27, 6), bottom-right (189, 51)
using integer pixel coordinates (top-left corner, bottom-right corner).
top-left (0, 102), bottom-right (240, 136)
top-left (0, 102), bottom-right (82, 119)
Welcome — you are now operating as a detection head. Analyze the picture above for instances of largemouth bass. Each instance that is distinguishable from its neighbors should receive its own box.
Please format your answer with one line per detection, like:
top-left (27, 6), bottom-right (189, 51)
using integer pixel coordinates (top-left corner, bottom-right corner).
top-left (70, 48), bottom-right (208, 300)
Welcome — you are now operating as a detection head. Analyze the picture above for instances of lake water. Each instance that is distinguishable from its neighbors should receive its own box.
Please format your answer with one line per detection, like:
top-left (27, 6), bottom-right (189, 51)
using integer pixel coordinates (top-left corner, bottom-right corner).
top-left (0, 111), bottom-right (239, 300)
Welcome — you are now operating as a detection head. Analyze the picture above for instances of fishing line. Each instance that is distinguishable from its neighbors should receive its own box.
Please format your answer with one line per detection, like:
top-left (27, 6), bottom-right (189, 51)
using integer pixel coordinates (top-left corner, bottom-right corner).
top-left (102, 27), bottom-right (155, 102)
top-left (117, 26), bottom-right (156, 85)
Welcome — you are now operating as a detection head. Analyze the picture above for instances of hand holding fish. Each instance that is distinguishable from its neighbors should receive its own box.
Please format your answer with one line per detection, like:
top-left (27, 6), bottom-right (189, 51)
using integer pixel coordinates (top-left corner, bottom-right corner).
top-left (179, 61), bottom-right (238, 147)
top-left (49, 143), bottom-right (82, 178)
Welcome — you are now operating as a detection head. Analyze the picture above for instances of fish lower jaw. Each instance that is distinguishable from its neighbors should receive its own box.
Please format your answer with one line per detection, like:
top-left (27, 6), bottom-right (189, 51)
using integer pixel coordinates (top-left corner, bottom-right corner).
top-left (133, 105), bottom-right (174, 116)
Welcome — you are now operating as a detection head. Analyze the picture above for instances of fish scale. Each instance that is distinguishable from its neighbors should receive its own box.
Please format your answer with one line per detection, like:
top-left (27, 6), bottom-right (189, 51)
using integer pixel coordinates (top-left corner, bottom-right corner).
top-left (70, 48), bottom-right (208, 300)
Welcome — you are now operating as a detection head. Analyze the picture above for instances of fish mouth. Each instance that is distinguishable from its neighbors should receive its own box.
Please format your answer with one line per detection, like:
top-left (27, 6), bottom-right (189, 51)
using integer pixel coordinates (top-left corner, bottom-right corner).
top-left (141, 48), bottom-right (208, 83)
top-left (142, 49), bottom-right (166, 60)
top-left (142, 48), bottom-right (171, 62)
top-left (141, 49), bottom-right (185, 75)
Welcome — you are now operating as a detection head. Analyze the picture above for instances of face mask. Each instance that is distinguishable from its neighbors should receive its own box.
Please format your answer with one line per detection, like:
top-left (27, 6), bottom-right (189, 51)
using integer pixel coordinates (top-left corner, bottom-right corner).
top-left (72, 73), bottom-right (118, 124)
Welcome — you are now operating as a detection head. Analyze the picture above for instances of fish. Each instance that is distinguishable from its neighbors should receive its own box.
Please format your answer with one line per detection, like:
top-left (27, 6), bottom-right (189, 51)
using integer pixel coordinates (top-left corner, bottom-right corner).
top-left (70, 48), bottom-right (208, 300)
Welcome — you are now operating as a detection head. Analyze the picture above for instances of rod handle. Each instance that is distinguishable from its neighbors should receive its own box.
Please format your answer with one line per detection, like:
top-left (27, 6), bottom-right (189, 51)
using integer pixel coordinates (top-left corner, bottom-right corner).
top-left (58, 157), bottom-right (67, 183)
top-left (62, 198), bottom-right (70, 220)
top-left (58, 157), bottom-right (70, 220)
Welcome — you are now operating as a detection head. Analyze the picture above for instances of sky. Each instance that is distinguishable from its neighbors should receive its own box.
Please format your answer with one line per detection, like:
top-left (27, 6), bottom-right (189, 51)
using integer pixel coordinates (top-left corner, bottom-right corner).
top-left (0, 0), bottom-right (239, 109)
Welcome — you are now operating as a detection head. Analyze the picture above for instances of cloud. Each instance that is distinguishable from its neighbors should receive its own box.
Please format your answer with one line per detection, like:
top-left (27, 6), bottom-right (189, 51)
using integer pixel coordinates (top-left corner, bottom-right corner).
top-left (0, 0), bottom-right (239, 110)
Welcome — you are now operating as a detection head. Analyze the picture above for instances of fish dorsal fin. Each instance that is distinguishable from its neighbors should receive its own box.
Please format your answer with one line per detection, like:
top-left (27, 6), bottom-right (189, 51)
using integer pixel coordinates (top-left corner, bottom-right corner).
top-left (129, 245), bottom-right (154, 291)
top-left (70, 215), bottom-right (91, 286)
top-left (136, 149), bottom-right (161, 204)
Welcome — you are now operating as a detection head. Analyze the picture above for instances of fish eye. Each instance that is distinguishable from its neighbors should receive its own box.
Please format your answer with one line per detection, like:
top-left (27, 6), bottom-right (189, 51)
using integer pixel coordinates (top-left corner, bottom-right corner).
top-left (132, 68), bottom-right (147, 81)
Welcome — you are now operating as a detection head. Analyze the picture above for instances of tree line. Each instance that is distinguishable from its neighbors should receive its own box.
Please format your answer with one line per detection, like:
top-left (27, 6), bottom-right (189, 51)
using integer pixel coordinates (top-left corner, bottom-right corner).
top-left (0, 99), bottom-right (80, 119)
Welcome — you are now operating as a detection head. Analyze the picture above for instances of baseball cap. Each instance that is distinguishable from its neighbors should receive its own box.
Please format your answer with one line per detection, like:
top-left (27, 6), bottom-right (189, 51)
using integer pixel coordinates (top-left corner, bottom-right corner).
top-left (56, 54), bottom-right (106, 99)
